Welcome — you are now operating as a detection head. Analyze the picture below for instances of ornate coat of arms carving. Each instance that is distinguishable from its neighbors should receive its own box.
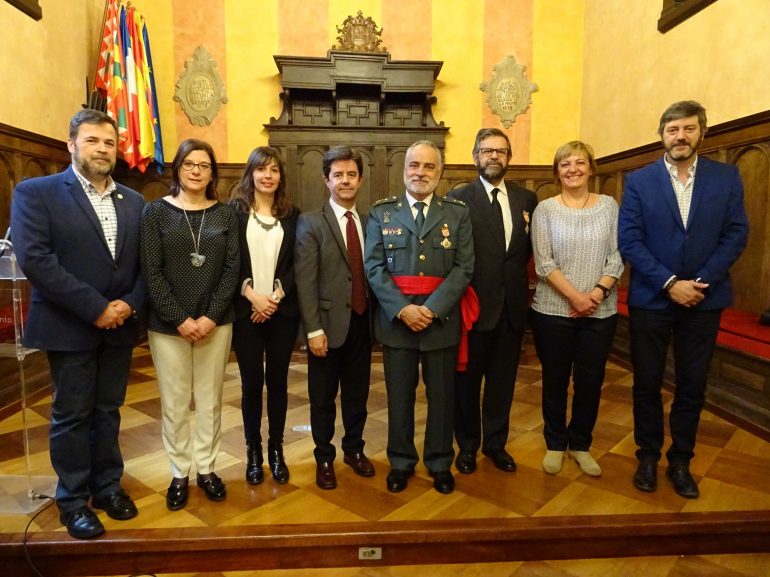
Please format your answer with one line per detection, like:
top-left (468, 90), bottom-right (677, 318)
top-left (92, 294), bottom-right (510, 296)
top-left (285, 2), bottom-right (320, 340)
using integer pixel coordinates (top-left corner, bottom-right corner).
top-left (332, 11), bottom-right (386, 53)
top-left (480, 55), bottom-right (538, 128)
top-left (173, 46), bottom-right (228, 127)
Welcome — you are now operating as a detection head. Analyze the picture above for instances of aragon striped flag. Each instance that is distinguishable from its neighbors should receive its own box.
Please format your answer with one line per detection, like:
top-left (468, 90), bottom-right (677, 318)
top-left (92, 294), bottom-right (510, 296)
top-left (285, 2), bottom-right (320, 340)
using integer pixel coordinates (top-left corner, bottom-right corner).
top-left (93, 0), bottom-right (163, 173)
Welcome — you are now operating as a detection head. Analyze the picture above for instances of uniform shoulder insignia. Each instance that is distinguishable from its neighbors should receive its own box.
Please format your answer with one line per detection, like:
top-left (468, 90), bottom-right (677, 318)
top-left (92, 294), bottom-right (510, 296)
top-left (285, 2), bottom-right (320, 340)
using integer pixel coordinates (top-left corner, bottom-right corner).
top-left (373, 197), bottom-right (398, 206)
top-left (445, 197), bottom-right (467, 207)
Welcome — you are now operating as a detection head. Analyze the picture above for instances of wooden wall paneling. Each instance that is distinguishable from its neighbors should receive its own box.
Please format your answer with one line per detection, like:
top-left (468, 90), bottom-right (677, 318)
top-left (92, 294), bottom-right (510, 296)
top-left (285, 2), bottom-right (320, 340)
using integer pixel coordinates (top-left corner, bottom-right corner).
top-left (0, 151), bottom-right (13, 233)
top-left (731, 144), bottom-right (770, 313)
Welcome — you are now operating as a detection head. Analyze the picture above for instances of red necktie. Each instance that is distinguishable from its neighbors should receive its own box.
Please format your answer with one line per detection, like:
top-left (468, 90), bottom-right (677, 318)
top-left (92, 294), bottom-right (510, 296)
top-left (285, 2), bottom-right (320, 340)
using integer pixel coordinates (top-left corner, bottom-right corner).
top-left (345, 211), bottom-right (367, 315)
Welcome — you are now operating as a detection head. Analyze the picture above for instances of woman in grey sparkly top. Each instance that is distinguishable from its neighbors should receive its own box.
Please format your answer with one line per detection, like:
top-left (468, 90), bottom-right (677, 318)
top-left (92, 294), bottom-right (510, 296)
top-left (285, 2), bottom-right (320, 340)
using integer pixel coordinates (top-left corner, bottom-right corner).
top-left (531, 141), bottom-right (623, 478)
top-left (140, 139), bottom-right (239, 511)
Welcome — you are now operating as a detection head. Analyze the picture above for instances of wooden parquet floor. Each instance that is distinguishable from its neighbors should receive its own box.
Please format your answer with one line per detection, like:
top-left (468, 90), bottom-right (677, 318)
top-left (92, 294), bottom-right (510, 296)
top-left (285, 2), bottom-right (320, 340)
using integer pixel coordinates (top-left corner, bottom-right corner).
top-left (2, 337), bottom-right (770, 576)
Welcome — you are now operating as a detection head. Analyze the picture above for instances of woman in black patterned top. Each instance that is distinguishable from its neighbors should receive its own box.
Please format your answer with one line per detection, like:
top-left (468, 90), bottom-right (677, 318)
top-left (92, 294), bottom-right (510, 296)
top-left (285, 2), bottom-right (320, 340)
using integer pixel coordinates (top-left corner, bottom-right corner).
top-left (140, 139), bottom-right (239, 511)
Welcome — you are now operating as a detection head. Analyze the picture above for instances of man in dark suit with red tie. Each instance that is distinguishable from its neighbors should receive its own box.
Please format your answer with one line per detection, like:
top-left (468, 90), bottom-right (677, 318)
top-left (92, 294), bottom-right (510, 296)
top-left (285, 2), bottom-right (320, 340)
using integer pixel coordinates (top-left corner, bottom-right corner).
top-left (448, 128), bottom-right (538, 474)
top-left (295, 146), bottom-right (374, 490)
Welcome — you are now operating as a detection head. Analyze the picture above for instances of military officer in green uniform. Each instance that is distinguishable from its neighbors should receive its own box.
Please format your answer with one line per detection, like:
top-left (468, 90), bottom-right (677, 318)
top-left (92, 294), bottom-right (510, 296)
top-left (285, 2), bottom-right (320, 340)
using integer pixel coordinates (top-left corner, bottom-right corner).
top-left (364, 140), bottom-right (474, 494)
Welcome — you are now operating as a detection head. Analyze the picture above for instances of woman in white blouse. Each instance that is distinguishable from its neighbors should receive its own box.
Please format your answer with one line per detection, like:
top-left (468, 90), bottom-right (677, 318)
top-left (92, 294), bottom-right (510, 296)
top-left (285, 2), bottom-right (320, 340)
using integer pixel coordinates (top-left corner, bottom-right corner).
top-left (229, 147), bottom-right (300, 486)
top-left (531, 141), bottom-right (623, 477)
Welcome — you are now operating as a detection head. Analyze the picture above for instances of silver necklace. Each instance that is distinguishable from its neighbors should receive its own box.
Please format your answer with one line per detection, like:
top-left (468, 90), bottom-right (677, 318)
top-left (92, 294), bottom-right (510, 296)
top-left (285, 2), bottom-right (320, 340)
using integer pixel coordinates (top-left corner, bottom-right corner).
top-left (180, 199), bottom-right (206, 267)
top-left (561, 192), bottom-right (590, 209)
top-left (252, 212), bottom-right (279, 231)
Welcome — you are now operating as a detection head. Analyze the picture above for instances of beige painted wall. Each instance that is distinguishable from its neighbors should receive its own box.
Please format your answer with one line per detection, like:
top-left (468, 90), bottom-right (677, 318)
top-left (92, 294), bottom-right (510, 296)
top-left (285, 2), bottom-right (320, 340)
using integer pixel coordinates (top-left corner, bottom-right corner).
top-left (2, 1), bottom-right (768, 164)
top-left (0, 0), bottom-right (103, 140)
top-left (581, 0), bottom-right (770, 157)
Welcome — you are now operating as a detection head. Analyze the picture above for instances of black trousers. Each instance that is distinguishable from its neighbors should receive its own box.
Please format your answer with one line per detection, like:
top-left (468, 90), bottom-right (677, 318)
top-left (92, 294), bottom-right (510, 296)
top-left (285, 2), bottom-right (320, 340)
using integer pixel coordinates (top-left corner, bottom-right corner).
top-left (383, 345), bottom-right (456, 473)
top-left (232, 313), bottom-right (299, 447)
top-left (454, 311), bottom-right (524, 453)
top-left (307, 311), bottom-right (371, 463)
top-left (531, 311), bottom-right (617, 451)
top-left (629, 306), bottom-right (722, 464)
top-left (47, 344), bottom-right (133, 515)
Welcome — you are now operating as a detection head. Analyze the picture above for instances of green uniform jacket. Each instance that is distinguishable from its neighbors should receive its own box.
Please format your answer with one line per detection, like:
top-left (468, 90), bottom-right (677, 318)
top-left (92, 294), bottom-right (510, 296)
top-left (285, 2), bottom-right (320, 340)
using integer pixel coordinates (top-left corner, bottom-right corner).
top-left (364, 193), bottom-right (474, 351)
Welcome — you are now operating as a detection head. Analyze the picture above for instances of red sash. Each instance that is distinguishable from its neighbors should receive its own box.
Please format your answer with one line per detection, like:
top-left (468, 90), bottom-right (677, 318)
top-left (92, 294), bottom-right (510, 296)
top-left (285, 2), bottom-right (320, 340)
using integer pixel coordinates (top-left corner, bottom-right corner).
top-left (392, 275), bottom-right (479, 371)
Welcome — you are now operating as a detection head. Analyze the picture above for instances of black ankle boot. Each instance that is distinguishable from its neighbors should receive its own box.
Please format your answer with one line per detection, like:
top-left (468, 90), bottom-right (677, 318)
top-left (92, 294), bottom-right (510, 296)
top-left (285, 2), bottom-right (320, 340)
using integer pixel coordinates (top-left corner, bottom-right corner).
top-left (246, 443), bottom-right (264, 485)
top-left (267, 440), bottom-right (289, 484)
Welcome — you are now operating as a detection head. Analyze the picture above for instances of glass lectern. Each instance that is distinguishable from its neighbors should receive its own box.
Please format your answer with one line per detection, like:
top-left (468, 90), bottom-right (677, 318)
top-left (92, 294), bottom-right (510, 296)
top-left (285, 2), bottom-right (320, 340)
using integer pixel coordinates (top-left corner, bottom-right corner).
top-left (0, 243), bottom-right (56, 513)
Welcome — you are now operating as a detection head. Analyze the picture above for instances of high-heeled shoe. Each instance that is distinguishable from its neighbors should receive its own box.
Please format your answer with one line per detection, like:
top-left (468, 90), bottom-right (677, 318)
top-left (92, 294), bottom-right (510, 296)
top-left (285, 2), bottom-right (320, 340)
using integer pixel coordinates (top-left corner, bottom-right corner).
top-left (246, 443), bottom-right (264, 485)
top-left (267, 439), bottom-right (289, 484)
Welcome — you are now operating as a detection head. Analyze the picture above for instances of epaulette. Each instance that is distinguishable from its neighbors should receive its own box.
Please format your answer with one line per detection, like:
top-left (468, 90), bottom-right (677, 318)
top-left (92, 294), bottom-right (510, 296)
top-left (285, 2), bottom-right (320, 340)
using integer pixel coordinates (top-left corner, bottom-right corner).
top-left (443, 197), bottom-right (467, 207)
top-left (373, 197), bottom-right (398, 206)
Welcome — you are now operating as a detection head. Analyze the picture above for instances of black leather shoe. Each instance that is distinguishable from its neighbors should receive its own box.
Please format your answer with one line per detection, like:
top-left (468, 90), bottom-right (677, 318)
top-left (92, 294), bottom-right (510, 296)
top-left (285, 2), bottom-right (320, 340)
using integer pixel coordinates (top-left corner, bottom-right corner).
top-left (92, 489), bottom-right (137, 520)
top-left (343, 452), bottom-right (375, 477)
top-left (246, 443), bottom-right (264, 485)
top-left (61, 507), bottom-right (104, 539)
top-left (268, 440), bottom-right (290, 484)
top-left (666, 463), bottom-right (699, 499)
top-left (386, 469), bottom-right (413, 493)
top-left (633, 459), bottom-right (658, 493)
top-left (316, 461), bottom-right (337, 490)
top-left (455, 450), bottom-right (477, 474)
top-left (197, 472), bottom-right (226, 501)
top-left (430, 470), bottom-right (455, 494)
top-left (482, 448), bottom-right (517, 472)
top-left (166, 478), bottom-right (189, 511)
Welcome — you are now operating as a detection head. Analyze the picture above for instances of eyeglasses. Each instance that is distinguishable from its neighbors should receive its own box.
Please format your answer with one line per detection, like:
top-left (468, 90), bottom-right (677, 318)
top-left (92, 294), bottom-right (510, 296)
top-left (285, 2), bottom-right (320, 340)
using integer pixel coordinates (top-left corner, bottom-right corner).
top-left (181, 161), bottom-right (212, 172)
top-left (478, 147), bottom-right (510, 158)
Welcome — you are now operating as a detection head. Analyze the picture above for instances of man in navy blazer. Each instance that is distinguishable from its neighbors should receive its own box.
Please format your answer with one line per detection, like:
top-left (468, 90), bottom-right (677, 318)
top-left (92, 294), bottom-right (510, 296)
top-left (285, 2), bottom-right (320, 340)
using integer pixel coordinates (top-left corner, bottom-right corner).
top-left (448, 128), bottom-right (537, 475)
top-left (618, 101), bottom-right (748, 499)
top-left (295, 146), bottom-right (375, 490)
top-left (11, 110), bottom-right (145, 538)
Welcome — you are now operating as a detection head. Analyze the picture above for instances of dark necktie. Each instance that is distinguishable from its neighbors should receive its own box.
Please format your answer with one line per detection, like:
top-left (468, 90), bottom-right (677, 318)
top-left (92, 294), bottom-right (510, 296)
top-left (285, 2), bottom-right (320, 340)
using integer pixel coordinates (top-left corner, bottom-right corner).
top-left (414, 201), bottom-right (426, 235)
top-left (490, 188), bottom-right (506, 248)
top-left (345, 211), bottom-right (367, 315)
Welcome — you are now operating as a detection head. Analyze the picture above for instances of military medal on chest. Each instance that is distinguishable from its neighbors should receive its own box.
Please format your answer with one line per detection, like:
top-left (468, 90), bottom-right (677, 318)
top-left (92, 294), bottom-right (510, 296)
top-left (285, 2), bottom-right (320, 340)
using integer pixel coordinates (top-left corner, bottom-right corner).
top-left (440, 223), bottom-right (452, 249)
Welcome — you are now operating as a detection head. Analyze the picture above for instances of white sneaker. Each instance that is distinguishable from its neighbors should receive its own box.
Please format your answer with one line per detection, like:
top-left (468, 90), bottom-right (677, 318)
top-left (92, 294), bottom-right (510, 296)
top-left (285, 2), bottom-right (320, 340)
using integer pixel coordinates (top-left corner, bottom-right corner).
top-left (542, 450), bottom-right (564, 475)
top-left (568, 450), bottom-right (601, 477)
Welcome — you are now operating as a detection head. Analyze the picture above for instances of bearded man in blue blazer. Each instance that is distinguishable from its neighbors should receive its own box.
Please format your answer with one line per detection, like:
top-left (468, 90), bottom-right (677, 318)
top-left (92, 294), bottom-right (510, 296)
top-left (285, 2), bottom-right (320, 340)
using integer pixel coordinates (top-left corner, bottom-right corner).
top-left (618, 101), bottom-right (748, 499)
top-left (11, 110), bottom-right (145, 538)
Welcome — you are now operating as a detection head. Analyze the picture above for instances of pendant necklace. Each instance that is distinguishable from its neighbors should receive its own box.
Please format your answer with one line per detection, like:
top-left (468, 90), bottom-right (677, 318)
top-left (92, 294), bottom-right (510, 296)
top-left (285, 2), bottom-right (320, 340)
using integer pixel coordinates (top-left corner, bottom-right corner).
top-left (253, 211), bottom-right (279, 231)
top-left (561, 192), bottom-right (590, 209)
top-left (181, 198), bottom-right (206, 267)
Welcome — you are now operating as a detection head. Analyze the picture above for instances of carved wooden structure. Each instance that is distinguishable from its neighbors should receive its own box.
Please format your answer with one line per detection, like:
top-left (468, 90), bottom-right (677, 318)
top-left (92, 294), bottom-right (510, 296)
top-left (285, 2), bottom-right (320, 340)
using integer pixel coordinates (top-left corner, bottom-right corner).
top-left (265, 51), bottom-right (448, 211)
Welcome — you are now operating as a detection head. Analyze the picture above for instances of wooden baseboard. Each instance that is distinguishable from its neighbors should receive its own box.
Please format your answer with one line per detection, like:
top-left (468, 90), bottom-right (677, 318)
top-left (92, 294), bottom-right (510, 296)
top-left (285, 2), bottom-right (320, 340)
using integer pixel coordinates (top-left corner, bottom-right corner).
top-left (3, 510), bottom-right (768, 576)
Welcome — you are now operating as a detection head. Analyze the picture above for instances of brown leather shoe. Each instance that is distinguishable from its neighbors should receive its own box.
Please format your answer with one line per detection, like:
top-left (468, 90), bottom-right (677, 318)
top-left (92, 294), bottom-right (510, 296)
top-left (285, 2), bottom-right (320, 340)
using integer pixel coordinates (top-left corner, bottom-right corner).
top-left (316, 461), bottom-right (337, 489)
top-left (343, 452), bottom-right (375, 477)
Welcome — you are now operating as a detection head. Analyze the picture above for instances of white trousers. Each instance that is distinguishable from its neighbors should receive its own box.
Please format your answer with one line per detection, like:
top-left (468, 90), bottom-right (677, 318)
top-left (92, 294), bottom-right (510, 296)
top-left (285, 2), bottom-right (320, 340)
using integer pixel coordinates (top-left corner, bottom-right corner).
top-left (148, 324), bottom-right (233, 479)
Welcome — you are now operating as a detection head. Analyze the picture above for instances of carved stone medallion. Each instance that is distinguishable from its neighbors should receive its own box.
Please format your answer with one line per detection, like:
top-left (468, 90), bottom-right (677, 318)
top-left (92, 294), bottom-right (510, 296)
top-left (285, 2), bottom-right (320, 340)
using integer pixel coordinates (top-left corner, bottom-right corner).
top-left (332, 11), bottom-right (386, 53)
top-left (480, 55), bottom-right (538, 128)
top-left (173, 46), bottom-right (228, 126)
